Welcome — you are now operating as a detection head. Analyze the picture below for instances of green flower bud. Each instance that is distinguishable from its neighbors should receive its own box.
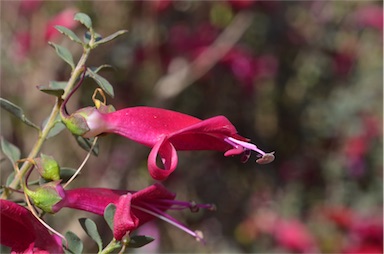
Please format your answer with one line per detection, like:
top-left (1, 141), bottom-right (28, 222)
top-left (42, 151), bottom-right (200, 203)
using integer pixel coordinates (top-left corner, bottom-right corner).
top-left (35, 154), bottom-right (60, 181)
top-left (25, 181), bottom-right (63, 213)
top-left (61, 107), bottom-right (95, 136)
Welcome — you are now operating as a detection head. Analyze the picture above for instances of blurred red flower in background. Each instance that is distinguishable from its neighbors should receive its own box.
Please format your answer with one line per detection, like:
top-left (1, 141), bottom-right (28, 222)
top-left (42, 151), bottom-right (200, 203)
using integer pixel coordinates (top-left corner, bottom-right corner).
top-left (45, 8), bottom-right (78, 41)
top-left (11, 7), bottom-right (78, 61)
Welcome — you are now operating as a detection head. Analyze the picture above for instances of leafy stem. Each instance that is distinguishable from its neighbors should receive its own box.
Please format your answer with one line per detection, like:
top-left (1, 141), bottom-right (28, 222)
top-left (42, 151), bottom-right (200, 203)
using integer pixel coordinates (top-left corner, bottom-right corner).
top-left (1, 47), bottom-right (92, 199)
top-left (99, 238), bottom-right (121, 254)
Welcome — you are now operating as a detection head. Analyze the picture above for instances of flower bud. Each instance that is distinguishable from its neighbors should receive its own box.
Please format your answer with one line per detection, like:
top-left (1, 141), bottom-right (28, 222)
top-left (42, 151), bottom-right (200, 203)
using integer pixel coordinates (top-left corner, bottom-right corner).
top-left (34, 154), bottom-right (60, 181)
top-left (61, 107), bottom-right (95, 136)
top-left (24, 181), bottom-right (64, 213)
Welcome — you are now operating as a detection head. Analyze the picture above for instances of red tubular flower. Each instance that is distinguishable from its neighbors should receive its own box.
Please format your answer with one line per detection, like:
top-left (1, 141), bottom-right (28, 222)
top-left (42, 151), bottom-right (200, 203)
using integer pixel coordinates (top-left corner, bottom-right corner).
top-left (79, 106), bottom-right (274, 180)
top-left (0, 199), bottom-right (63, 253)
top-left (52, 183), bottom-right (214, 241)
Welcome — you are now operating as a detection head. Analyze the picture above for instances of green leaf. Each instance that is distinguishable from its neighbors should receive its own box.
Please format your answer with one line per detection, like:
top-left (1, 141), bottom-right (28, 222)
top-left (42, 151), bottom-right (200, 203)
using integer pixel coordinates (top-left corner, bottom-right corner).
top-left (63, 231), bottom-right (83, 254)
top-left (38, 81), bottom-right (67, 97)
top-left (128, 235), bottom-right (154, 248)
top-left (79, 218), bottom-right (103, 251)
top-left (0, 98), bottom-right (40, 130)
top-left (42, 113), bottom-right (66, 139)
top-left (49, 42), bottom-right (75, 70)
top-left (104, 204), bottom-right (116, 231)
top-left (50, 81), bottom-right (68, 89)
top-left (87, 68), bottom-right (114, 98)
top-left (74, 12), bottom-right (92, 29)
top-left (1, 138), bottom-right (21, 165)
top-left (95, 30), bottom-right (128, 45)
top-left (75, 136), bottom-right (99, 156)
top-left (60, 167), bottom-right (78, 183)
top-left (90, 65), bottom-right (114, 74)
top-left (46, 121), bottom-right (66, 139)
top-left (37, 86), bottom-right (64, 97)
top-left (6, 172), bottom-right (15, 186)
top-left (55, 26), bottom-right (82, 44)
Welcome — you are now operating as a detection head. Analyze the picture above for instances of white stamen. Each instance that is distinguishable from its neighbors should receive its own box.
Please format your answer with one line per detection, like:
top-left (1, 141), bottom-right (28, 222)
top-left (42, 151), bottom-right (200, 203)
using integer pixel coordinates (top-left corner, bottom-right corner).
top-left (131, 204), bottom-right (205, 242)
top-left (225, 137), bottom-right (266, 156)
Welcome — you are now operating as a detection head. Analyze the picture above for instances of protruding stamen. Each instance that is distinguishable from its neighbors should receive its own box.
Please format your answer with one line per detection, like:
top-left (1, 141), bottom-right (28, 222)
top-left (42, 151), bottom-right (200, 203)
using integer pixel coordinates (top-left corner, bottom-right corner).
top-left (225, 137), bottom-right (266, 155)
top-left (224, 137), bottom-right (275, 163)
top-left (147, 199), bottom-right (215, 212)
top-left (256, 152), bottom-right (275, 164)
top-left (195, 230), bottom-right (204, 242)
top-left (131, 204), bottom-right (205, 243)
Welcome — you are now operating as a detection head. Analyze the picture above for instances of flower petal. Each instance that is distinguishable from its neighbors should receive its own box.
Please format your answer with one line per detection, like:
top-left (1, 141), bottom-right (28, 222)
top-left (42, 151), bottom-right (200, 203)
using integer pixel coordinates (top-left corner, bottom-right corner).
top-left (114, 193), bottom-right (139, 241)
top-left (132, 183), bottom-right (176, 201)
top-left (171, 115), bottom-right (236, 136)
top-left (131, 183), bottom-right (176, 225)
top-left (224, 147), bottom-right (244, 157)
top-left (53, 187), bottom-right (127, 215)
top-left (169, 116), bottom-right (247, 151)
top-left (148, 136), bottom-right (178, 180)
top-left (0, 200), bottom-right (62, 253)
top-left (101, 107), bottom-right (201, 146)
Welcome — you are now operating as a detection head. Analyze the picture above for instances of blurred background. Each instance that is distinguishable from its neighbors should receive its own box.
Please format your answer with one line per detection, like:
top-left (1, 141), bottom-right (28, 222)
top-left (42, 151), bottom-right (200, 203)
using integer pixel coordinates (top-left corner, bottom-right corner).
top-left (1, 1), bottom-right (383, 253)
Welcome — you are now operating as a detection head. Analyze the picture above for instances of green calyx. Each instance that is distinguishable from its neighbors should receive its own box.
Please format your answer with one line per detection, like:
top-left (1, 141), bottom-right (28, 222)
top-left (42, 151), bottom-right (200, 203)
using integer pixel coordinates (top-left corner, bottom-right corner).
top-left (61, 107), bottom-right (95, 136)
top-left (97, 103), bottom-right (115, 114)
top-left (25, 181), bottom-right (63, 213)
top-left (35, 154), bottom-right (60, 181)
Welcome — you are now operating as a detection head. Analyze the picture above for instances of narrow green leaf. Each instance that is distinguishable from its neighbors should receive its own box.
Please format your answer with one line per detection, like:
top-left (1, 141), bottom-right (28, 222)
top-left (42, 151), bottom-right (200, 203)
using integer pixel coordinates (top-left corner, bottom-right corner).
top-left (95, 30), bottom-right (128, 45)
top-left (37, 86), bottom-right (65, 97)
top-left (63, 231), bottom-right (83, 254)
top-left (37, 81), bottom-right (67, 97)
top-left (0, 98), bottom-right (40, 130)
top-left (128, 235), bottom-right (154, 248)
top-left (90, 65), bottom-right (114, 74)
top-left (75, 136), bottom-right (99, 156)
top-left (46, 121), bottom-right (66, 139)
top-left (49, 42), bottom-right (75, 70)
top-left (79, 218), bottom-right (103, 251)
top-left (50, 81), bottom-right (68, 89)
top-left (42, 113), bottom-right (66, 139)
top-left (87, 68), bottom-right (114, 98)
top-left (104, 204), bottom-right (116, 231)
top-left (55, 25), bottom-right (82, 44)
top-left (74, 12), bottom-right (92, 29)
top-left (60, 167), bottom-right (78, 183)
top-left (1, 138), bottom-right (21, 164)
top-left (6, 172), bottom-right (15, 186)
